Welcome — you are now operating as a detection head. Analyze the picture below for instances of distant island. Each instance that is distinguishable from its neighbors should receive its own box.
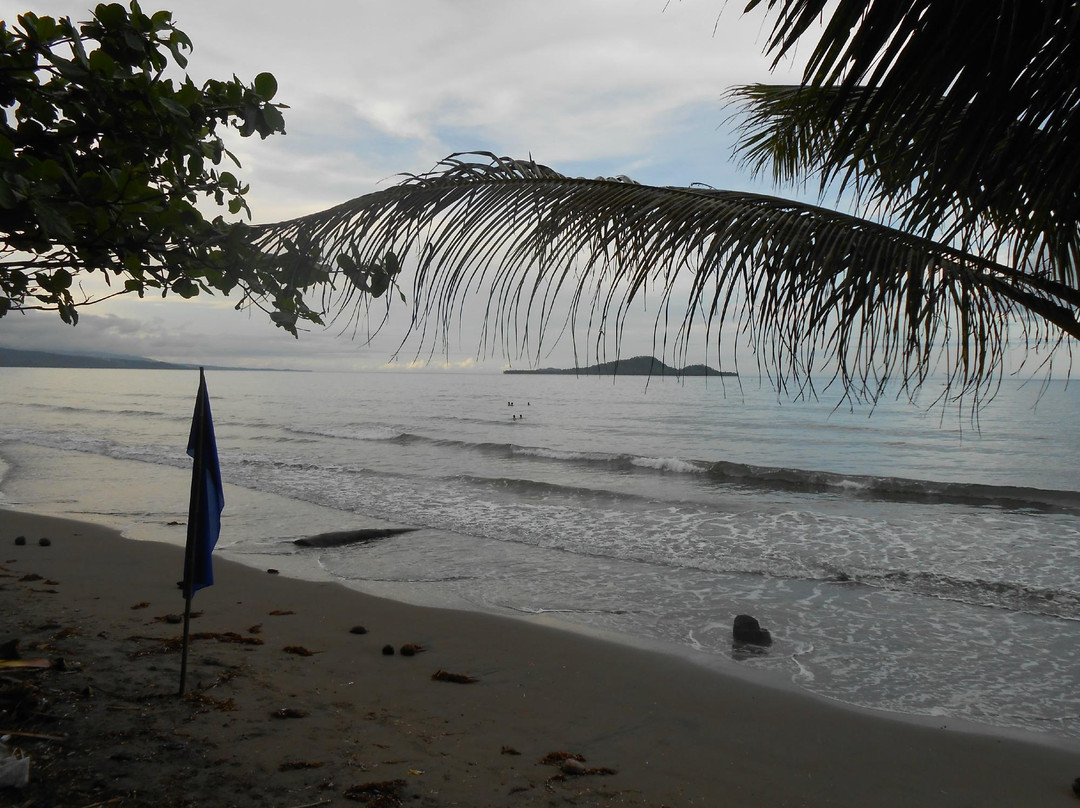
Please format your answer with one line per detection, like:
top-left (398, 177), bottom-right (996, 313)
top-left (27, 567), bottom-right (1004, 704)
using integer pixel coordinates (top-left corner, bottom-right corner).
top-left (0, 347), bottom-right (301, 372)
top-left (504, 355), bottom-right (736, 377)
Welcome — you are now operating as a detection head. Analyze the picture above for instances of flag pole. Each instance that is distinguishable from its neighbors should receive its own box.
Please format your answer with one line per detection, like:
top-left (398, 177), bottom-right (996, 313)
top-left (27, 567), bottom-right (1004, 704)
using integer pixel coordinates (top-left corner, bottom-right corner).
top-left (179, 367), bottom-right (207, 697)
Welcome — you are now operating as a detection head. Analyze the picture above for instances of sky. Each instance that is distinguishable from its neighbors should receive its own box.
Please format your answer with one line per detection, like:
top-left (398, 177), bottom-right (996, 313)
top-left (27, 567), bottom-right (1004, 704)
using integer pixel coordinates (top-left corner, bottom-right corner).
top-left (0, 0), bottom-right (814, 371)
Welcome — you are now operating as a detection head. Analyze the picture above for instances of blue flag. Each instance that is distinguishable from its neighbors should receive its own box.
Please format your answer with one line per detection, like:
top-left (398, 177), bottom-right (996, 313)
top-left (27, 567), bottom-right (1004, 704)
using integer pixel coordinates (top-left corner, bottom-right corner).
top-left (183, 369), bottom-right (224, 598)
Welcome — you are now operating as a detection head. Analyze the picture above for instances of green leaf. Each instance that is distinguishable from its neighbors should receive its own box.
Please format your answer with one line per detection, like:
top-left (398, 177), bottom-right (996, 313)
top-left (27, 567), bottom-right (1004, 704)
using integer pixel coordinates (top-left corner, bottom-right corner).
top-left (253, 72), bottom-right (278, 101)
top-left (159, 97), bottom-right (190, 118)
top-left (51, 268), bottom-right (72, 290)
top-left (88, 48), bottom-right (117, 75)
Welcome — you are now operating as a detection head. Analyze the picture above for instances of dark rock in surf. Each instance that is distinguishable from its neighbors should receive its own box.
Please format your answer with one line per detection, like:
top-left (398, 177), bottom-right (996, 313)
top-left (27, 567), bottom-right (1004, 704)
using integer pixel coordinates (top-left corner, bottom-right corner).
top-left (382, 644), bottom-right (395, 656)
top-left (733, 614), bottom-right (772, 646)
top-left (14, 535), bottom-right (26, 546)
top-left (293, 527), bottom-right (418, 548)
top-left (38, 537), bottom-right (51, 546)
top-left (349, 625), bottom-right (368, 635)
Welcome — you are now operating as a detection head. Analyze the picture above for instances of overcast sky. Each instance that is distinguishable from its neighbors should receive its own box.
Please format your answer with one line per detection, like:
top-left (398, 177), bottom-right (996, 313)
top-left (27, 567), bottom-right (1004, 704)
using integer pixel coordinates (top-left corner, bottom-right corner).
top-left (0, 0), bottom-right (813, 371)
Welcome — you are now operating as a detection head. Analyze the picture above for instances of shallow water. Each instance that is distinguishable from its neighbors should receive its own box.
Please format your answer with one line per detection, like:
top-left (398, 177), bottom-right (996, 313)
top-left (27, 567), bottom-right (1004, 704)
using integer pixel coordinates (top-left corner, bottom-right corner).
top-left (1, 367), bottom-right (1078, 743)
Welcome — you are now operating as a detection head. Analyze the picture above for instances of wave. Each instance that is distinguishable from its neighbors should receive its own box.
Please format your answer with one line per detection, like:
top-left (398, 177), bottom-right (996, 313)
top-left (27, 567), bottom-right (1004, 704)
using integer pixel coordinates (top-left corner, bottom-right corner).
top-left (290, 425), bottom-right (1078, 511)
top-left (452, 473), bottom-right (646, 504)
top-left (27, 403), bottom-right (170, 420)
top-left (6, 414), bottom-right (1078, 514)
top-left (705, 460), bottom-right (1080, 512)
top-left (285, 424), bottom-right (405, 442)
top-left (837, 568), bottom-right (1080, 621)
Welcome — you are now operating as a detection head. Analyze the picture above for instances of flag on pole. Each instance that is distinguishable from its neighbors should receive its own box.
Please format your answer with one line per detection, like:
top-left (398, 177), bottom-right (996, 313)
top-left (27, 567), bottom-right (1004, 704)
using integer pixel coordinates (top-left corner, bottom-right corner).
top-left (182, 368), bottom-right (224, 598)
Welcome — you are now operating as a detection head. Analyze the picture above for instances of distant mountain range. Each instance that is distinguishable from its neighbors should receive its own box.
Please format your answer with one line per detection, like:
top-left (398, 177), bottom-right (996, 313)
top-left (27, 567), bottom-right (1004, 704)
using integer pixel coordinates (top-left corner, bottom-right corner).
top-left (0, 347), bottom-right (294, 371)
top-left (503, 355), bottom-right (736, 377)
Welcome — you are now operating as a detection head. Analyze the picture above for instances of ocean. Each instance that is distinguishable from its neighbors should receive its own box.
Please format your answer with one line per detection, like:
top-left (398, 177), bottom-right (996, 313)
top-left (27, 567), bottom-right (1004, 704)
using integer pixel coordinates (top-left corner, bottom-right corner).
top-left (1, 366), bottom-right (1078, 745)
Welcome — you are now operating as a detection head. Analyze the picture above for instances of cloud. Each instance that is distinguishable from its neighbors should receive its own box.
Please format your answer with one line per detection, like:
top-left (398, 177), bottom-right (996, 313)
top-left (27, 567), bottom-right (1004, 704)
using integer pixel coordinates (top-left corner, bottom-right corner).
top-left (0, 0), bottom-right (813, 370)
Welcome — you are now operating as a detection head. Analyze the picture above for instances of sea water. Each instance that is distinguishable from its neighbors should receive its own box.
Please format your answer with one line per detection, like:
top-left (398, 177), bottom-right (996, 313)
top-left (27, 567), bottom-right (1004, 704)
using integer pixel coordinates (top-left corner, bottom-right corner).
top-left (1, 367), bottom-right (1078, 744)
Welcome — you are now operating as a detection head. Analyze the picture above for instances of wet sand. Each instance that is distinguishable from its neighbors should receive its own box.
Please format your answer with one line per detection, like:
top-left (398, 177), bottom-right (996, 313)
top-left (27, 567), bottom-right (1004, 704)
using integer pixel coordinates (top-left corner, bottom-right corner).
top-left (1, 509), bottom-right (1078, 807)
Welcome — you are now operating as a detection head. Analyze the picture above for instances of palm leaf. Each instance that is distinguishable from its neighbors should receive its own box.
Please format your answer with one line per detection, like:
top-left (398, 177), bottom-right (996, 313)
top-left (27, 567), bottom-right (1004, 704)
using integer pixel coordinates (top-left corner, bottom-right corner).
top-left (253, 153), bottom-right (1078, 401)
top-left (730, 83), bottom-right (1080, 289)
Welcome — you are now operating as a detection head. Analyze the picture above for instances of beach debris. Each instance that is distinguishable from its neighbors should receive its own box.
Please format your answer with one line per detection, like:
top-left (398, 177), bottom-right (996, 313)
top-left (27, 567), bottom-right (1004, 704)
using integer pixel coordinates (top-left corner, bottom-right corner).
top-left (431, 669), bottom-right (478, 684)
top-left (279, 760), bottom-right (324, 772)
top-left (283, 645), bottom-right (316, 656)
top-left (37, 538), bottom-right (50, 547)
top-left (269, 609), bottom-right (295, 616)
top-left (267, 568), bottom-right (280, 575)
top-left (0, 680), bottom-right (45, 722)
top-left (381, 645), bottom-right (395, 656)
top-left (18, 574), bottom-right (43, 583)
top-left (272, 707), bottom-right (309, 719)
top-left (0, 730), bottom-right (66, 742)
top-left (501, 745), bottom-right (521, 755)
top-left (193, 631), bottom-right (261, 645)
top-left (349, 625), bottom-right (368, 635)
top-left (560, 758), bottom-right (588, 775)
top-left (539, 751), bottom-right (585, 766)
top-left (13, 537), bottom-right (25, 546)
top-left (342, 778), bottom-right (407, 805)
top-left (1072, 776), bottom-right (1080, 797)
top-left (0, 742), bottom-right (29, 789)
top-left (539, 751), bottom-right (616, 777)
top-left (732, 614), bottom-right (773, 646)
top-left (126, 631), bottom-right (264, 657)
top-left (0, 659), bottom-right (51, 670)
top-left (186, 694), bottom-right (238, 714)
top-left (130, 602), bottom-right (150, 610)
top-left (248, 624), bottom-right (262, 634)
top-left (159, 614), bottom-right (183, 624)
top-left (399, 643), bottom-right (425, 656)
top-left (293, 528), bottom-right (417, 549)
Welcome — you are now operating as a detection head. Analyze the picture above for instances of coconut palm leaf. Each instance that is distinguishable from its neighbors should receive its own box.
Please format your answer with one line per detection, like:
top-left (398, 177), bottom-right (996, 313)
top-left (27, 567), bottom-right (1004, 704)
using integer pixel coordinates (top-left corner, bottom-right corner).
top-left (742, 0), bottom-right (1080, 287)
top-left (253, 153), bottom-right (1079, 401)
top-left (730, 83), bottom-right (1080, 289)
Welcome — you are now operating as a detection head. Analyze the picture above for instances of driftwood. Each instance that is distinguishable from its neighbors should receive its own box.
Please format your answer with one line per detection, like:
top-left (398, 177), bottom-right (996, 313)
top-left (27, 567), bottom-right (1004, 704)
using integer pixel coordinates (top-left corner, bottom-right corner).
top-left (292, 528), bottom-right (417, 548)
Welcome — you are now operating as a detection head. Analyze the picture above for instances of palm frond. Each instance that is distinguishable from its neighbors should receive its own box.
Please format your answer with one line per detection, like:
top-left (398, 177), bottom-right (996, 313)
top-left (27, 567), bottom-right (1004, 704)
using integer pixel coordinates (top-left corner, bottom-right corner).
top-left (253, 153), bottom-right (1079, 401)
top-left (742, 1), bottom-right (1080, 288)
top-left (730, 83), bottom-right (1080, 289)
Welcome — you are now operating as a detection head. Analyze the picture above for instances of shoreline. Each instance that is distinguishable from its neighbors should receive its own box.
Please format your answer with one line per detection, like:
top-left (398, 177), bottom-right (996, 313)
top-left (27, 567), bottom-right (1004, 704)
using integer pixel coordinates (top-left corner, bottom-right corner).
top-left (2, 437), bottom-right (1079, 751)
top-left (2, 507), bottom-right (1079, 807)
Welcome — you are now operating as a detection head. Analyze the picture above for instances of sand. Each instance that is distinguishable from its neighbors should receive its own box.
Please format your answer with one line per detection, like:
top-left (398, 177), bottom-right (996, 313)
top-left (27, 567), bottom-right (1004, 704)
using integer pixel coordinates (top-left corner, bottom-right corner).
top-left (1, 508), bottom-right (1078, 807)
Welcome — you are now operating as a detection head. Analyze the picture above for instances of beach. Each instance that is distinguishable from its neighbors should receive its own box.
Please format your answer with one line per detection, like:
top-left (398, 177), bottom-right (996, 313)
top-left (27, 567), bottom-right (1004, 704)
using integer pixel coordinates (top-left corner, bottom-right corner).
top-left (2, 509), bottom-right (1078, 807)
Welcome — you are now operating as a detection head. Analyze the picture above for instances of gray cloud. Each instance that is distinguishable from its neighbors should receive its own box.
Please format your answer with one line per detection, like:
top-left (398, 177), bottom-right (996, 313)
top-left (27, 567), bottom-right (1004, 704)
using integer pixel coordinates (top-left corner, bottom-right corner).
top-left (0, 0), bottom-right (811, 369)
